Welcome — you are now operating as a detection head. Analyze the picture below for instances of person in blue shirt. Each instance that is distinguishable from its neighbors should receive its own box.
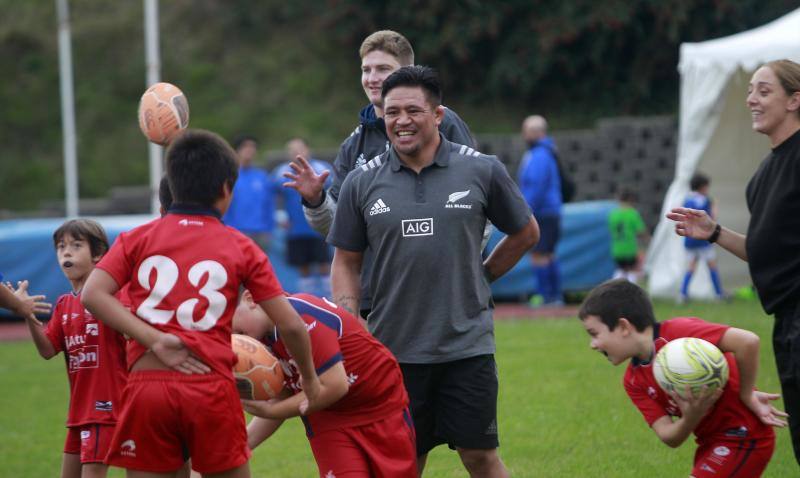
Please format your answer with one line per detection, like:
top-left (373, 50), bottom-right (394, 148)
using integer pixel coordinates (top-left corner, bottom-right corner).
top-left (274, 138), bottom-right (334, 298)
top-left (679, 172), bottom-right (725, 303)
top-left (518, 115), bottom-right (563, 306)
top-left (223, 135), bottom-right (275, 250)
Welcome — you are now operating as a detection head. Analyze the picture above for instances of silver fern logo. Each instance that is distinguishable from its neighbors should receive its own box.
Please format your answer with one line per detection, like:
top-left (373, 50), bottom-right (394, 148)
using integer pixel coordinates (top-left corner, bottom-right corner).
top-left (445, 190), bottom-right (472, 209)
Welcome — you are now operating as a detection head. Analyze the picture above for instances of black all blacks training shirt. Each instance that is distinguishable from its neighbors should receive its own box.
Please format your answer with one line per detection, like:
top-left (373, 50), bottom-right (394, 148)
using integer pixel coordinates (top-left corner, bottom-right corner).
top-left (745, 127), bottom-right (800, 315)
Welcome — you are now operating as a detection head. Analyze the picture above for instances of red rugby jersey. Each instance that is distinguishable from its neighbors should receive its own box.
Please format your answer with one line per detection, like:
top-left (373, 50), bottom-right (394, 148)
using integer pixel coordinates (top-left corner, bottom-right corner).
top-left (624, 317), bottom-right (774, 444)
top-left (45, 292), bottom-right (128, 427)
top-left (265, 293), bottom-right (408, 436)
top-left (96, 207), bottom-right (284, 379)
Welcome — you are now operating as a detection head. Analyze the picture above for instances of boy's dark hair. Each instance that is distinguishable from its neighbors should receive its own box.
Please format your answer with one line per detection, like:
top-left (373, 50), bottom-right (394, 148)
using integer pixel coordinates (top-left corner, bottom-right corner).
top-left (166, 129), bottom-right (238, 207)
top-left (232, 134), bottom-right (257, 151)
top-left (381, 65), bottom-right (442, 107)
top-left (619, 188), bottom-right (637, 203)
top-left (578, 279), bottom-right (655, 332)
top-left (690, 172), bottom-right (710, 192)
top-left (53, 219), bottom-right (110, 258)
top-left (158, 175), bottom-right (173, 211)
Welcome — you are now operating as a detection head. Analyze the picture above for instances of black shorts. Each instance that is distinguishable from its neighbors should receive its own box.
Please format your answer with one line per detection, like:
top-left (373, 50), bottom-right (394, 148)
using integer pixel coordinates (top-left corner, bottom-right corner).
top-left (400, 354), bottom-right (499, 456)
top-left (532, 214), bottom-right (560, 254)
top-left (286, 237), bottom-right (330, 267)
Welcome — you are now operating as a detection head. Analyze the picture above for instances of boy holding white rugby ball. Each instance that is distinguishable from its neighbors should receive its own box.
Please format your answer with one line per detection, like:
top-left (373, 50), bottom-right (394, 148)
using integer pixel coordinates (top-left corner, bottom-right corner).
top-left (578, 279), bottom-right (785, 477)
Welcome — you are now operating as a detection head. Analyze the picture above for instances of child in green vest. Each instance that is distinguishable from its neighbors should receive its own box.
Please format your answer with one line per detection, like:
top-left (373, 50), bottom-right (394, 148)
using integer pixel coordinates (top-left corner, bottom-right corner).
top-left (608, 189), bottom-right (648, 283)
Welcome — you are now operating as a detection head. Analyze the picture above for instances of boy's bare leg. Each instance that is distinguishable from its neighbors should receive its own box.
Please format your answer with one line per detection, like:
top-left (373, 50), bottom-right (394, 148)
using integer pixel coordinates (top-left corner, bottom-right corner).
top-left (81, 463), bottom-right (108, 478)
top-left (203, 462), bottom-right (250, 478)
top-left (60, 453), bottom-right (81, 478)
top-left (127, 461), bottom-right (249, 478)
top-left (417, 453), bottom-right (427, 476)
top-left (174, 460), bottom-right (194, 478)
top-left (128, 470), bottom-right (178, 478)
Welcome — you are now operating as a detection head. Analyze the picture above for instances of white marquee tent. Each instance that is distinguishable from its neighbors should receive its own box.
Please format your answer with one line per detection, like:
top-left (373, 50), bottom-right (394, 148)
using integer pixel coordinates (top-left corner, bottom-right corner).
top-left (647, 8), bottom-right (800, 299)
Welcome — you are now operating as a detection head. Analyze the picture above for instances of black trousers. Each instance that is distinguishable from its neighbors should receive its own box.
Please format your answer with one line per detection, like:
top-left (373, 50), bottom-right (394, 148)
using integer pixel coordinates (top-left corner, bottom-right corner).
top-left (773, 302), bottom-right (800, 466)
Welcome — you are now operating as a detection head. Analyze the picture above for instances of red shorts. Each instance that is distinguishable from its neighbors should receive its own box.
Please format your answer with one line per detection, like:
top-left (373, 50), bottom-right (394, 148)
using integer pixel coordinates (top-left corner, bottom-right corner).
top-left (106, 371), bottom-right (249, 474)
top-left (309, 408), bottom-right (416, 478)
top-left (63, 424), bottom-right (115, 464)
top-left (692, 437), bottom-right (774, 477)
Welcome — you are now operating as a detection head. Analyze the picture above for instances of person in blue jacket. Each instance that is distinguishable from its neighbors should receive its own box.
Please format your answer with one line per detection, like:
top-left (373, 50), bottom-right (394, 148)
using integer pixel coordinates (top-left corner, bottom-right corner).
top-left (518, 115), bottom-right (563, 306)
top-left (223, 135), bottom-right (275, 250)
top-left (274, 138), bottom-right (334, 298)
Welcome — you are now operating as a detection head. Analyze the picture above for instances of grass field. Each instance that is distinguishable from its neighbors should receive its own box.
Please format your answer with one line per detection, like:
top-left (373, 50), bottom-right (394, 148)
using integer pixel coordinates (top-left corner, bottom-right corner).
top-left (0, 298), bottom-right (793, 477)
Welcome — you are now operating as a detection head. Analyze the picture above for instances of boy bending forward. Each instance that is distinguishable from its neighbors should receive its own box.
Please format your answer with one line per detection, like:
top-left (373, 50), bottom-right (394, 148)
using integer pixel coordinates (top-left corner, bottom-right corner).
top-left (579, 279), bottom-right (785, 477)
top-left (235, 291), bottom-right (416, 478)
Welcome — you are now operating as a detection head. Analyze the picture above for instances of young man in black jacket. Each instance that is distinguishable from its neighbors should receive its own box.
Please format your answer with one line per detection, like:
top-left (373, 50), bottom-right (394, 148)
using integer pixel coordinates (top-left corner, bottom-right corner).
top-left (284, 30), bottom-right (475, 319)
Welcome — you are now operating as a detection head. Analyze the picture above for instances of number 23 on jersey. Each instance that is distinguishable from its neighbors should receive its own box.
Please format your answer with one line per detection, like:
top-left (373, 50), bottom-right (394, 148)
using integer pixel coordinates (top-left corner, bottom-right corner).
top-left (136, 255), bottom-right (229, 331)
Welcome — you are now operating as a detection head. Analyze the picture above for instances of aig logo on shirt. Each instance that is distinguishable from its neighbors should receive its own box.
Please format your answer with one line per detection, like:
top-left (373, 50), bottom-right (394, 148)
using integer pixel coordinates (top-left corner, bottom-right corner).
top-left (402, 218), bottom-right (433, 237)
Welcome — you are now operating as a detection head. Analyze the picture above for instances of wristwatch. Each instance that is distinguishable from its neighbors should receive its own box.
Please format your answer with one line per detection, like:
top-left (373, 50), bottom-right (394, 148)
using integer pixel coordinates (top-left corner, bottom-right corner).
top-left (707, 223), bottom-right (721, 244)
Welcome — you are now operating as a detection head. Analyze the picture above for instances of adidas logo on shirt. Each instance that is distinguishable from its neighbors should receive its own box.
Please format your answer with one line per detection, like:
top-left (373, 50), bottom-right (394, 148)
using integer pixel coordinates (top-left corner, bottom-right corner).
top-left (369, 199), bottom-right (391, 216)
top-left (458, 144), bottom-right (482, 157)
top-left (354, 153), bottom-right (366, 168)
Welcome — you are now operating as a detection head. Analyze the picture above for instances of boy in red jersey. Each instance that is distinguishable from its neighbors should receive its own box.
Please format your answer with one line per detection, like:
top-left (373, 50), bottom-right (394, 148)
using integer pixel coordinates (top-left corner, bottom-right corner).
top-left (81, 129), bottom-right (320, 478)
top-left (24, 219), bottom-right (127, 478)
top-left (579, 279), bottom-right (786, 477)
top-left (233, 290), bottom-right (417, 478)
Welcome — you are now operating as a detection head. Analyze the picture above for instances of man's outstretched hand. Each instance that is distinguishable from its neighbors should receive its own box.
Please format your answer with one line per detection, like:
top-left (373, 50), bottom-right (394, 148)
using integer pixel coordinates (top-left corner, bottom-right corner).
top-left (7, 280), bottom-right (51, 323)
top-left (282, 155), bottom-right (329, 207)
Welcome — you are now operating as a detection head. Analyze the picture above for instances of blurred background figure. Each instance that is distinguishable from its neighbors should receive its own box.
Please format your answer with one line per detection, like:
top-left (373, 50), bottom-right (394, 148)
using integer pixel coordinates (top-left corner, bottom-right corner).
top-left (679, 172), bottom-right (726, 303)
top-left (275, 138), bottom-right (334, 297)
top-left (518, 115), bottom-right (563, 306)
top-left (608, 189), bottom-right (648, 283)
top-left (223, 135), bottom-right (275, 250)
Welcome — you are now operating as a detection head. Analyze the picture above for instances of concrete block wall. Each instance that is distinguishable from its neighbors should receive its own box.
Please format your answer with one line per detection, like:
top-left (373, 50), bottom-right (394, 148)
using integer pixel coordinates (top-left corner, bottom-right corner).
top-left (477, 116), bottom-right (677, 231)
top-left (15, 116), bottom-right (677, 223)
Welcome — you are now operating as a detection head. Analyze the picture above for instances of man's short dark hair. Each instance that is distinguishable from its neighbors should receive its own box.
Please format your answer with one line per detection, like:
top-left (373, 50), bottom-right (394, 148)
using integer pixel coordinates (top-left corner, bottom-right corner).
top-left (578, 279), bottom-right (655, 332)
top-left (232, 134), bottom-right (257, 151)
top-left (158, 175), bottom-right (173, 211)
top-left (381, 65), bottom-right (442, 107)
top-left (53, 219), bottom-right (109, 258)
top-left (690, 172), bottom-right (710, 192)
top-left (166, 129), bottom-right (238, 208)
top-left (619, 188), bottom-right (637, 203)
